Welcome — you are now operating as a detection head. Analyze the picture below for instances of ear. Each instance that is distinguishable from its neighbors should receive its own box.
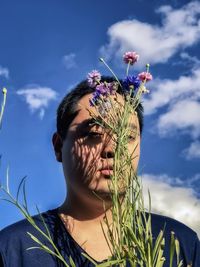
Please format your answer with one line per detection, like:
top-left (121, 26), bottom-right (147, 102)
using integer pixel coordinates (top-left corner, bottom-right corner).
top-left (52, 132), bottom-right (63, 162)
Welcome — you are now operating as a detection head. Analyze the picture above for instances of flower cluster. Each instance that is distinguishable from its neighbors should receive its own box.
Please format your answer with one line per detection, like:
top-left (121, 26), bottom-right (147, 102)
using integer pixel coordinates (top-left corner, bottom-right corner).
top-left (89, 81), bottom-right (118, 106)
top-left (87, 51), bottom-right (153, 106)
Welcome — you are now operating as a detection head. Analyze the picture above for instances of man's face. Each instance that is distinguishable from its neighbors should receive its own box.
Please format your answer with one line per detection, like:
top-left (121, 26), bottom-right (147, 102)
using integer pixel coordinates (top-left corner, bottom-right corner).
top-left (59, 93), bottom-right (141, 199)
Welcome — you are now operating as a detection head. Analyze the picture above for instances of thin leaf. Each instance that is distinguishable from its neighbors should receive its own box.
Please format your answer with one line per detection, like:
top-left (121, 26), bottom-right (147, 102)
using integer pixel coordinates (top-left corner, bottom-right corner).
top-left (69, 256), bottom-right (76, 267)
top-left (96, 258), bottom-right (125, 267)
top-left (35, 205), bottom-right (51, 239)
top-left (169, 232), bottom-right (175, 267)
top-left (16, 176), bottom-right (27, 203)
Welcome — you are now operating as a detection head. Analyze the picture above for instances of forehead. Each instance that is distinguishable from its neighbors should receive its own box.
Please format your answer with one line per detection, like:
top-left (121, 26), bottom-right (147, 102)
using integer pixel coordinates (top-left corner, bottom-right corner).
top-left (70, 93), bottom-right (139, 129)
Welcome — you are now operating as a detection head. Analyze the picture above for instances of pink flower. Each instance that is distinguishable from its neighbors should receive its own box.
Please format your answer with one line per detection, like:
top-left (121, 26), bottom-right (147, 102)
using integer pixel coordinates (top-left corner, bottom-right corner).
top-left (87, 70), bottom-right (101, 88)
top-left (123, 51), bottom-right (139, 65)
top-left (138, 72), bottom-right (153, 82)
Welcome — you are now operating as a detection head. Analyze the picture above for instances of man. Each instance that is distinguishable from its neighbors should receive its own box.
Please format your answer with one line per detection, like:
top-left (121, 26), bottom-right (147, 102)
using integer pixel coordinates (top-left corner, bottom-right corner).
top-left (0, 77), bottom-right (200, 266)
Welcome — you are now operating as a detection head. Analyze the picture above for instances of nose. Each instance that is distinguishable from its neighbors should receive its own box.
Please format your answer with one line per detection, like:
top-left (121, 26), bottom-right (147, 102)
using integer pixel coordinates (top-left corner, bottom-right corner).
top-left (101, 150), bottom-right (114, 158)
top-left (101, 134), bottom-right (116, 159)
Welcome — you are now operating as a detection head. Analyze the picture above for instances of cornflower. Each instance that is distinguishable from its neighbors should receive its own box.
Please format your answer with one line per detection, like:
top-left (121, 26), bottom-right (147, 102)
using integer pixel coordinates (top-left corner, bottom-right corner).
top-left (87, 70), bottom-right (101, 88)
top-left (138, 72), bottom-right (153, 82)
top-left (123, 51), bottom-right (139, 65)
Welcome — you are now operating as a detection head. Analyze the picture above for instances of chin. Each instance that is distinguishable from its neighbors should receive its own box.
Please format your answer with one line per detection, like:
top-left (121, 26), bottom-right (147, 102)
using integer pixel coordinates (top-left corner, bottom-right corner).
top-left (88, 175), bottom-right (127, 198)
top-left (91, 185), bottom-right (126, 201)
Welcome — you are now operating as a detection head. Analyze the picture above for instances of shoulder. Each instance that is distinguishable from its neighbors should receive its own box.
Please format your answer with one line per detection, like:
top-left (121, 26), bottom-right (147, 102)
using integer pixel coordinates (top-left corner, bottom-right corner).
top-left (151, 212), bottom-right (198, 239)
top-left (151, 212), bottom-right (200, 266)
top-left (0, 208), bottom-right (58, 250)
top-left (0, 216), bottom-right (36, 240)
top-left (0, 208), bottom-right (60, 267)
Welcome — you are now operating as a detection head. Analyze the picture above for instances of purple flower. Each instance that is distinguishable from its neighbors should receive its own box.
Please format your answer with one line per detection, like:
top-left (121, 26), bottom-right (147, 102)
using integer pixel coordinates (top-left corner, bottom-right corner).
top-left (123, 52), bottom-right (139, 65)
top-left (96, 83), bottom-right (108, 95)
top-left (89, 81), bottom-right (118, 106)
top-left (122, 75), bottom-right (141, 92)
top-left (96, 82), bottom-right (117, 95)
top-left (89, 90), bottom-right (101, 106)
top-left (87, 70), bottom-right (101, 88)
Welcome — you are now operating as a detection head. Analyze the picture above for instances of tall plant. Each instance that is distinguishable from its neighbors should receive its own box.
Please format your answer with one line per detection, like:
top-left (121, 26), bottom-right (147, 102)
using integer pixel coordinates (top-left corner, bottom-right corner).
top-left (84, 53), bottom-right (182, 267)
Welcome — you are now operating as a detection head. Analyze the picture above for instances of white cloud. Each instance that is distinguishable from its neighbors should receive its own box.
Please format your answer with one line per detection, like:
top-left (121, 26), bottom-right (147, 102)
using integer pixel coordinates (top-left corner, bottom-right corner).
top-left (0, 66), bottom-right (9, 79)
top-left (144, 69), bottom-right (200, 115)
top-left (157, 99), bottom-right (200, 138)
top-left (142, 173), bottom-right (200, 237)
top-left (63, 53), bottom-right (77, 69)
top-left (182, 141), bottom-right (200, 160)
top-left (17, 85), bottom-right (58, 119)
top-left (143, 68), bottom-right (200, 140)
top-left (100, 1), bottom-right (200, 66)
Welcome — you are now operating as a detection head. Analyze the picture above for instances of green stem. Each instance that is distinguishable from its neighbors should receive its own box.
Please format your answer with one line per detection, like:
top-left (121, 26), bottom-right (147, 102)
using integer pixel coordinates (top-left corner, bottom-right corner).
top-left (126, 61), bottom-right (131, 77)
top-left (99, 58), bottom-right (122, 88)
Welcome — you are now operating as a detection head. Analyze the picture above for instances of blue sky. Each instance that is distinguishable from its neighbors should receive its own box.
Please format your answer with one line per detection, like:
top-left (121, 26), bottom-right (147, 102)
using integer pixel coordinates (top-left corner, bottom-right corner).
top-left (0, 0), bottom-right (200, 235)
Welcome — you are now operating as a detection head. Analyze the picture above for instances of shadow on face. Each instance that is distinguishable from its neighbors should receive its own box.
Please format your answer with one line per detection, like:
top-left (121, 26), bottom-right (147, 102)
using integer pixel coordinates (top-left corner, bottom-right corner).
top-left (53, 93), bottom-right (141, 202)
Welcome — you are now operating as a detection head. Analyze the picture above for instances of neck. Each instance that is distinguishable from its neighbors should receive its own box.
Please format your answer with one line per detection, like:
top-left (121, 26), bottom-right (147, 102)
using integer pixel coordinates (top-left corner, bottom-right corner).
top-left (58, 189), bottom-right (114, 223)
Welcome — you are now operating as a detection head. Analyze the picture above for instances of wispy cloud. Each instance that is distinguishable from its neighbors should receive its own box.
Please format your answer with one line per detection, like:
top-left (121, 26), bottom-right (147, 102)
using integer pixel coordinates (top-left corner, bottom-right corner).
top-left (180, 52), bottom-right (200, 69)
top-left (17, 85), bottom-right (58, 119)
top-left (62, 53), bottom-right (77, 69)
top-left (100, 1), bottom-right (200, 66)
top-left (182, 141), bottom-right (200, 160)
top-left (157, 99), bottom-right (200, 138)
top-left (143, 68), bottom-right (200, 158)
top-left (144, 68), bottom-right (200, 116)
top-left (0, 65), bottom-right (9, 79)
top-left (142, 173), bottom-right (200, 236)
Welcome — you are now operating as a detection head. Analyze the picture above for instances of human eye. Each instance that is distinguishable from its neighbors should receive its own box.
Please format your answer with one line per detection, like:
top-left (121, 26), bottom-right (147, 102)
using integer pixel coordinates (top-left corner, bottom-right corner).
top-left (128, 135), bottom-right (136, 141)
top-left (81, 129), bottom-right (103, 140)
top-left (87, 131), bottom-right (103, 139)
top-left (128, 130), bottom-right (138, 142)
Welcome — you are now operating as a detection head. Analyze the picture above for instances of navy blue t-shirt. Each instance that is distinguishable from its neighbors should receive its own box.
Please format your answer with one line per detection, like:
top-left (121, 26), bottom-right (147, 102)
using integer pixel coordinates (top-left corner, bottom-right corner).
top-left (0, 208), bottom-right (199, 266)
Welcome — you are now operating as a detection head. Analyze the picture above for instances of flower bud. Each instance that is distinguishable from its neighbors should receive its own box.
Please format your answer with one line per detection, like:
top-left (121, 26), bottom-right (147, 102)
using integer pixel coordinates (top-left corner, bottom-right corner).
top-left (2, 88), bottom-right (7, 94)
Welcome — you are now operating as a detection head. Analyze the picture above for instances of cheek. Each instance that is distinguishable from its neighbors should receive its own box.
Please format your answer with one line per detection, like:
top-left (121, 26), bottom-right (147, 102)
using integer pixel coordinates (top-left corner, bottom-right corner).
top-left (74, 140), bottom-right (101, 161)
top-left (129, 138), bottom-right (140, 170)
top-left (67, 138), bottom-right (102, 178)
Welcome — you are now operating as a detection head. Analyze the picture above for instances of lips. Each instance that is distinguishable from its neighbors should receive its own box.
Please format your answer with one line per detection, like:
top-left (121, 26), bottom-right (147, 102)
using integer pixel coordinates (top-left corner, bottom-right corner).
top-left (99, 164), bottom-right (113, 171)
top-left (99, 164), bottom-right (113, 176)
top-left (100, 169), bottom-right (113, 176)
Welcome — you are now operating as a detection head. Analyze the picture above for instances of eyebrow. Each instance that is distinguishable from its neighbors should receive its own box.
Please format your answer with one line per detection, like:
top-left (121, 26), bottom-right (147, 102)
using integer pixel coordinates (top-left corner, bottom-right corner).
top-left (129, 123), bottom-right (138, 130)
top-left (80, 118), bottom-right (100, 130)
top-left (79, 118), bottom-right (138, 132)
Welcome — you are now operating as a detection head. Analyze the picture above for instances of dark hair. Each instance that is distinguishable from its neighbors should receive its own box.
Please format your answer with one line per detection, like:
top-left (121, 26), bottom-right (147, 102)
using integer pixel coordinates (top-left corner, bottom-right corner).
top-left (57, 76), bottom-right (144, 140)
